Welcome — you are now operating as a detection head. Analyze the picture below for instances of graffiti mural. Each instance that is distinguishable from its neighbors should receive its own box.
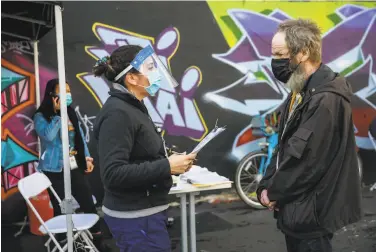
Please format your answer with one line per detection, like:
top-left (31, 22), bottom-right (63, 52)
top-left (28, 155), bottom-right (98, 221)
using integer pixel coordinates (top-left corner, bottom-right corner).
top-left (1, 50), bottom-right (95, 201)
top-left (1, 41), bottom-right (34, 56)
top-left (76, 23), bottom-right (208, 141)
top-left (1, 59), bottom-right (39, 200)
top-left (207, 2), bottom-right (376, 161)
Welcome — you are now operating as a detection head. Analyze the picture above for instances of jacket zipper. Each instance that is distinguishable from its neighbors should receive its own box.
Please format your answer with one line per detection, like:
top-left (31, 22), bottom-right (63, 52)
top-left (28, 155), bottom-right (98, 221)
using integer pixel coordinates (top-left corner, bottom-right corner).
top-left (276, 113), bottom-right (295, 170)
top-left (162, 137), bottom-right (168, 158)
top-left (143, 104), bottom-right (166, 198)
top-left (274, 95), bottom-right (292, 170)
top-left (276, 96), bottom-right (312, 170)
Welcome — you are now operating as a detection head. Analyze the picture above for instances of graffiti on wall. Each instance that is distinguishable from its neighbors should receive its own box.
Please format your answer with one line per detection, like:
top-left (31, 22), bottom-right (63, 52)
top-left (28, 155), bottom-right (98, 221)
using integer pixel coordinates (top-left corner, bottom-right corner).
top-left (1, 59), bottom-right (39, 200)
top-left (1, 49), bottom-right (95, 200)
top-left (76, 23), bottom-right (208, 141)
top-left (207, 3), bottom-right (376, 161)
top-left (75, 106), bottom-right (96, 143)
top-left (1, 41), bottom-right (34, 56)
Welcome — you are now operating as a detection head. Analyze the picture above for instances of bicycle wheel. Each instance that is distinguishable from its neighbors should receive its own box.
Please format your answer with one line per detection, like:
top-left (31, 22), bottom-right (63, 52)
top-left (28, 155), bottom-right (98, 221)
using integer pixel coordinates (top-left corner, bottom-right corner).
top-left (235, 151), bottom-right (268, 209)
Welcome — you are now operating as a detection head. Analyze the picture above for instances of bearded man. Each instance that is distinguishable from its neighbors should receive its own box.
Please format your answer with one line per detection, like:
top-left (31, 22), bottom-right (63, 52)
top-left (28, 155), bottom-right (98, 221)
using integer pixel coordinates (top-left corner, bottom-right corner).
top-left (257, 19), bottom-right (362, 252)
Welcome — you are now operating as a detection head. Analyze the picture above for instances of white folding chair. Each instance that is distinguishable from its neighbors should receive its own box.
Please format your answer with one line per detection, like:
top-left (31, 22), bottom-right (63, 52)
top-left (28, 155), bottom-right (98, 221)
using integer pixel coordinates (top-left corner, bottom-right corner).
top-left (18, 172), bottom-right (100, 252)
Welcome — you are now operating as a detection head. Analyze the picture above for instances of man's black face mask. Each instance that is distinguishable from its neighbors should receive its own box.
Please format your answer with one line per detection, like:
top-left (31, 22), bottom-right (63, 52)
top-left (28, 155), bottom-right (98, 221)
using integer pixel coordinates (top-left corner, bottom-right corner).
top-left (271, 58), bottom-right (293, 83)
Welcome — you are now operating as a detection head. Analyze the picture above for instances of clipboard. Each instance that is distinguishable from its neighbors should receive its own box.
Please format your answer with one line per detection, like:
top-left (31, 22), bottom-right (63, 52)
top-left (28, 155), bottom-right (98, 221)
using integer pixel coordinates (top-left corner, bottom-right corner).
top-left (190, 119), bottom-right (226, 154)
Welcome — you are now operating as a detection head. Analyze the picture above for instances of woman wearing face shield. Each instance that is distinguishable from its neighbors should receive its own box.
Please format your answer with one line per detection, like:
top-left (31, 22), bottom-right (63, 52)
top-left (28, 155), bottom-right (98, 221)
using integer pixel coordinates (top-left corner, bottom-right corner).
top-left (93, 45), bottom-right (196, 252)
top-left (33, 79), bottom-right (101, 241)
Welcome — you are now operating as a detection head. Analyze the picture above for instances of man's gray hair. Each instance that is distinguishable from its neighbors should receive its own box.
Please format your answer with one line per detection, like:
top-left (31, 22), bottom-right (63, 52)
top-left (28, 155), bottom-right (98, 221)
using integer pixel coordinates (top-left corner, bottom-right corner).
top-left (277, 19), bottom-right (322, 63)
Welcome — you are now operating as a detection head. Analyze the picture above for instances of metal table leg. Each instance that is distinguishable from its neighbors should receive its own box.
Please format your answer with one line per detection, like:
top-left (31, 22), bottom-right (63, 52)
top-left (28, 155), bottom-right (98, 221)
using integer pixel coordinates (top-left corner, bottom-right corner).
top-left (189, 192), bottom-right (199, 252)
top-left (178, 194), bottom-right (188, 252)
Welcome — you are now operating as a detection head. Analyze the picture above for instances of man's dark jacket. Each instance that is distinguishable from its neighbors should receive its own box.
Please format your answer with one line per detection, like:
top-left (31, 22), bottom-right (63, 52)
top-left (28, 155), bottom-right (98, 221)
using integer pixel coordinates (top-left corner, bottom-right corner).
top-left (257, 64), bottom-right (362, 239)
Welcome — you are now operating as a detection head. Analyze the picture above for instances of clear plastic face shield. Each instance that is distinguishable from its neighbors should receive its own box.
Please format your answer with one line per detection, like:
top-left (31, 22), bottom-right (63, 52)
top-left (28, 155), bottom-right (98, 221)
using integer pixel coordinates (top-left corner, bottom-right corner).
top-left (114, 45), bottom-right (179, 96)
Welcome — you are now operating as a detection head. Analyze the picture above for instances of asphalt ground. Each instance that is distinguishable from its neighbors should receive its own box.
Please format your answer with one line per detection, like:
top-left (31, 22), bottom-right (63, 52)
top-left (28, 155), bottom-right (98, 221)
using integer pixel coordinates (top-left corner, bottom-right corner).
top-left (2, 186), bottom-right (375, 252)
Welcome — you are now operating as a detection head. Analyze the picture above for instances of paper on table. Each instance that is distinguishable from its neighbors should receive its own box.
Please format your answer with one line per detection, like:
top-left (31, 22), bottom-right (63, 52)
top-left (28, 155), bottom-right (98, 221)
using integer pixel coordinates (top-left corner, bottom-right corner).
top-left (180, 166), bottom-right (230, 185)
top-left (191, 121), bottom-right (226, 154)
top-left (170, 182), bottom-right (191, 192)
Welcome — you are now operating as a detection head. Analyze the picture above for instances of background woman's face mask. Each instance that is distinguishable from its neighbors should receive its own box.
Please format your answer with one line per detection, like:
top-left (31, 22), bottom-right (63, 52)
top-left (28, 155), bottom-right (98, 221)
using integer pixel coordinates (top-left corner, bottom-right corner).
top-left (56, 93), bottom-right (73, 106)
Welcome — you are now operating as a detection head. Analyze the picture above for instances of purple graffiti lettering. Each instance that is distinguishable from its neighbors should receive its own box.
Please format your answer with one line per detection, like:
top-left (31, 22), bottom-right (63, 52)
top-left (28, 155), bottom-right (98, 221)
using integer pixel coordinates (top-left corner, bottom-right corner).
top-left (78, 23), bottom-right (207, 140)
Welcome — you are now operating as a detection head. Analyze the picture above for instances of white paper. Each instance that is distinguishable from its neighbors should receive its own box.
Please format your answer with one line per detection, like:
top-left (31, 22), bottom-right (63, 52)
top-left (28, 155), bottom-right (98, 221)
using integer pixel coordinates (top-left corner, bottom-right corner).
top-left (191, 126), bottom-right (226, 154)
top-left (180, 166), bottom-right (230, 185)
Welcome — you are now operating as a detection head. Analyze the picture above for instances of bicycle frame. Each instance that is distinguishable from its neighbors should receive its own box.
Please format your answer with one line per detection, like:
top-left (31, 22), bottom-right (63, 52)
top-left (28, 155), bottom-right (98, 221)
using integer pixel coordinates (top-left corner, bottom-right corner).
top-left (258, 133), bottom-right (278, 176)
top-left (251, 115), bottom-right (279, 176)
top-left (369, 131), bottom-right (376, 151)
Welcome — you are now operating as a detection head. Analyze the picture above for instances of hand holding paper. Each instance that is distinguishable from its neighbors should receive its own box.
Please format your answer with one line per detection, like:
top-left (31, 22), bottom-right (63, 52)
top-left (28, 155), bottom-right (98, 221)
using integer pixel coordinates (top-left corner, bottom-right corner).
top-left (168, 153), bottom-right (197, 175)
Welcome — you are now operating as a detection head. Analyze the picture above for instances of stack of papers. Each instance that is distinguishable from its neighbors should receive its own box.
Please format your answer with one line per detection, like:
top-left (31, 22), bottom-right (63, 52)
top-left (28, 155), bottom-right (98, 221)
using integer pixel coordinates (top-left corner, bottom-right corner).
top-left (180, 166), bottom-right (231, 187)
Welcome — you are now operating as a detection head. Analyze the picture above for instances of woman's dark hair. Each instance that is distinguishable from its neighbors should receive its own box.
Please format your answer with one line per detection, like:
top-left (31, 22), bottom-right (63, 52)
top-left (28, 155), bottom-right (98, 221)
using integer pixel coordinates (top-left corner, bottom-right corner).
top-left (34, 78), bottom-right (61, 122)
top-left (93, 45), bottom-right (142, 84)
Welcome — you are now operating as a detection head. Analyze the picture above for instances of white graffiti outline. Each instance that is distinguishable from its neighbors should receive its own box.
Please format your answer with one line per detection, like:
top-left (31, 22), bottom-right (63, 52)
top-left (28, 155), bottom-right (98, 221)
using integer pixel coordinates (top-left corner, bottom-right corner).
top-left (346, 56), bottom-right (375, 109)
top-left (75, 106), bottom-right (96, 143)
top-left (335, 4), bottom-right (367, 24)
top-left (15, 113), bottom-right (38, 147)
top-left (16, 113), bottom-right (34, 136)
top-left (1, 41), bottom-right (34, 55)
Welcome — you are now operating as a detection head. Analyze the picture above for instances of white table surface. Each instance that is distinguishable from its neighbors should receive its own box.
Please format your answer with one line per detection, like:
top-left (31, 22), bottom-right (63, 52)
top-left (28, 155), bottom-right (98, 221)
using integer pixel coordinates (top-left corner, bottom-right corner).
top-left (169, 182), bottom-right (232, 194)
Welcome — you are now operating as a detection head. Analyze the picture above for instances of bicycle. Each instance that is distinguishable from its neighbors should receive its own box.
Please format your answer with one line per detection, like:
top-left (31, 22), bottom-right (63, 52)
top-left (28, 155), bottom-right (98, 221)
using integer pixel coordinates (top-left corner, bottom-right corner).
top-left (235, 113), bottom-right (364, 209)
top-left (235, 114), bottom-right (278, 209)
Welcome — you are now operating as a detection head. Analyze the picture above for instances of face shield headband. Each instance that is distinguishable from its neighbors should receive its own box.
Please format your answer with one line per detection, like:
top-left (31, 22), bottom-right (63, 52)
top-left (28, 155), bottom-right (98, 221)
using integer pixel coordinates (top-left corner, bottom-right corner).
top-left (114, 45), bottom-right (179, 96)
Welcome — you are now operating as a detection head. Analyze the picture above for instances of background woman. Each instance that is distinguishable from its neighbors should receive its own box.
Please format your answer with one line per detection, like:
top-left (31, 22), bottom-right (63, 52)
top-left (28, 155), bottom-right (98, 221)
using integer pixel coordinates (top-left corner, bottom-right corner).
top-left (93, 45), bottom-right (196, 252)
top-left (33, 78), bottom-right (101, 239)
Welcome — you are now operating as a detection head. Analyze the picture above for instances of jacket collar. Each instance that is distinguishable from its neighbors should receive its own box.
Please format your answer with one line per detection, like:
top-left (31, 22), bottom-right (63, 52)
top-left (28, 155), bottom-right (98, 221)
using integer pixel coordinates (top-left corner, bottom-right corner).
top-left (109, 84), bottom-right (148, 114)
top-left (301, 63), bottom-right (337, 94)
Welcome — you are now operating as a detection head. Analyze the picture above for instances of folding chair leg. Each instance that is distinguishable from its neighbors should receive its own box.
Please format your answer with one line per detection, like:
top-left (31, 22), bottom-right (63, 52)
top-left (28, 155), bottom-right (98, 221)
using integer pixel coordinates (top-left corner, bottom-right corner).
top-left (48, 232), bottom-right (64, 252)
top-left (80, 231), bottom-right (99, 252)
top-left (45, 237), bottom-right (52, 252)
top-left (84, 230), bottom-right (93, 240)
top-left (54, 231), bottom-right (81, 252)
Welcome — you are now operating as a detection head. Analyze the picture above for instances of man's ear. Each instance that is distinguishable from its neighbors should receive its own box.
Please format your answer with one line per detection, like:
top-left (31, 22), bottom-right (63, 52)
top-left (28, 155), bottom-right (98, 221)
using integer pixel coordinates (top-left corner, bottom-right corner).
top-left (300, 49), bottom-right (310, 62)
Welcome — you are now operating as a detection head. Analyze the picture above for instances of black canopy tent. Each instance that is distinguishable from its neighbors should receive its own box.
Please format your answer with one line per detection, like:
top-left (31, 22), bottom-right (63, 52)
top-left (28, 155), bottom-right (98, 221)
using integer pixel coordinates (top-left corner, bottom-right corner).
top-left (2, 2), bottom-right (76, 251)
top-left (1, 1), bottom-right (60, 41)
top-left (2, 1), bottom-right (62, 108)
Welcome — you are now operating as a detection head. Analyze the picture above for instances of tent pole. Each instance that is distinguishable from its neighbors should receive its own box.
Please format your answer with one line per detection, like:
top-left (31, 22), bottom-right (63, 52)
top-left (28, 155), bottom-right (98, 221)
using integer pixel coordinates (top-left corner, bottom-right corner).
top-left (33, 41), bottom-right (41, 157)
top-left (54, 6), bottom-right (74, 252)
top-left (34, 41), bottom-right (41, 108)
